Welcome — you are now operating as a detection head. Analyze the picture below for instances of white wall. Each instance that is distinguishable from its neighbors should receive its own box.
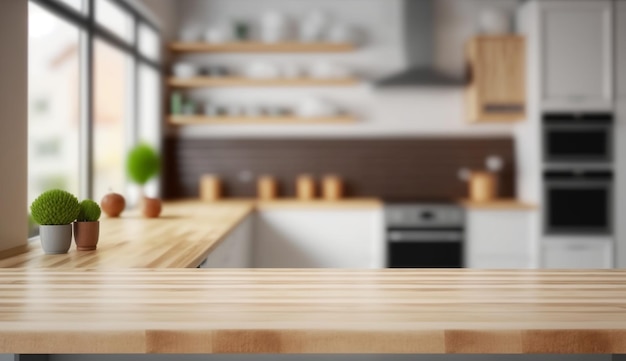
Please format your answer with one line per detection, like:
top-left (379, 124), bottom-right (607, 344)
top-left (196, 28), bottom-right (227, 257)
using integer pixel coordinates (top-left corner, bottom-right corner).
top-left (128, 0), bottom-right (179, 40)
top-left (168, 0), bottom-right (521, 138)
top-left (0, 0), bottom-right (28, 253)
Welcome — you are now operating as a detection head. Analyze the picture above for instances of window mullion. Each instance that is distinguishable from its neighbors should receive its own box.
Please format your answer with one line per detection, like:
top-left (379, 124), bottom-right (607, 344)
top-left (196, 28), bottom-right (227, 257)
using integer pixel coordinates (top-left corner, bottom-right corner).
top-left (79, 0), bottom-right (95, 199)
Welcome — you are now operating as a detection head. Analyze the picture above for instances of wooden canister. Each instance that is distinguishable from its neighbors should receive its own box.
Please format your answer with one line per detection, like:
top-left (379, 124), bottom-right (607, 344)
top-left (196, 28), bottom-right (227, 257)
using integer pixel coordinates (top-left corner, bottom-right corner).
top-left (257, 175), bottom-right (278, 200)
top-left (296, 174), bottom-right (316, 200)
top-left (468, 171), bottom-right (498, 202)
top-left (322, 175), bottom-right (343, 200)
top-left (200, 174), bottom-right (222, 201)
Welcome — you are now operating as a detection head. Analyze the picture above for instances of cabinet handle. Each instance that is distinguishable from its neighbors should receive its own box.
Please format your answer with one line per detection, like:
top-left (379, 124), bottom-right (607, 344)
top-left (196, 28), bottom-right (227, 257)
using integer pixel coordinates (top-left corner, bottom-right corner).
top-left (483, 104), bottom-right (524, 114)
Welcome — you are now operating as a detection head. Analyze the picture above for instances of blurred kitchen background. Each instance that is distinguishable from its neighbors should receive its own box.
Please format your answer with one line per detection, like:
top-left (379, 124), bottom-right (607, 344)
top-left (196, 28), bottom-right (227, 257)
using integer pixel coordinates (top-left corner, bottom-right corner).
top-left (26, 0), bottom-right (626, 269)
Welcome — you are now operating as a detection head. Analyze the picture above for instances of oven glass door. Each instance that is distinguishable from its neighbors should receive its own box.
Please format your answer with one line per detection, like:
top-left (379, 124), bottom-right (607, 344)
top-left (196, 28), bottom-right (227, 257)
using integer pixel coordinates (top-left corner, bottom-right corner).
top-left (545, 182), bottom-right (612, 234)
top-left (387, 230), bottom-right (463, 268)
top-left (544, 125), bottom-right (612, 162)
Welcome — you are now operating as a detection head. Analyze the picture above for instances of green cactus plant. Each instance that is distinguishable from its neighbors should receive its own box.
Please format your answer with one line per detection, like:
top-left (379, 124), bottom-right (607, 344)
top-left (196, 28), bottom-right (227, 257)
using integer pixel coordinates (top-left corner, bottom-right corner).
top-left (126, 143), bottom-right (160, 186)
top-left (30, 189), bottom-right (80, 225)
top-left (77, 199), bottom-right (101, 222)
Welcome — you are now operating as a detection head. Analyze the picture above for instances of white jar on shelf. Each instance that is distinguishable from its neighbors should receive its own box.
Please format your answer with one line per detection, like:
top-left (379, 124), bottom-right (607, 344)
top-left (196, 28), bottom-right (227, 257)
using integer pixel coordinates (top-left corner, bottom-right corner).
top-left (299, 10), bottom-right (329, 42)
top-left (260, 11), bottom-right (289, 43)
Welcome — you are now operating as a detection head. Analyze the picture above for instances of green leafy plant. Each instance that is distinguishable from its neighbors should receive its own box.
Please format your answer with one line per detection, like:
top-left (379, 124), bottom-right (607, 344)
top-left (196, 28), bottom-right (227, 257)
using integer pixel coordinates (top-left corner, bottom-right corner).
top-left (30, 189), bottom-right (80, 225)
top-left (126, 143), bottom-right (160, 186)
top-left (77, 199), bottom-right (101, 222)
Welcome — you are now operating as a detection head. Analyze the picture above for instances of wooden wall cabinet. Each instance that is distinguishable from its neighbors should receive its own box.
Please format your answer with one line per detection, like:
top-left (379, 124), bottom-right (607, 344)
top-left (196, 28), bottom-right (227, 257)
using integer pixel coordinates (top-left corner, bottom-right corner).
top-left (466, 36), bottom-right (526, 123)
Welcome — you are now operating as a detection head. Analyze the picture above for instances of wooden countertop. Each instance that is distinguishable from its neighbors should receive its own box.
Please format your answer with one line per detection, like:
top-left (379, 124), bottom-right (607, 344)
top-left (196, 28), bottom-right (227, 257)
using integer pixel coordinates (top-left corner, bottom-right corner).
top-left (460, 199), bottom-right (537, 210)
top-left (0, 201), bottom-right (255, 269)
top-left (0, 199), bottom-right (382, 269)
top-left (0, 269), bottom-right (625, 354)
top-left (212, 198), bottom-right (383, 209)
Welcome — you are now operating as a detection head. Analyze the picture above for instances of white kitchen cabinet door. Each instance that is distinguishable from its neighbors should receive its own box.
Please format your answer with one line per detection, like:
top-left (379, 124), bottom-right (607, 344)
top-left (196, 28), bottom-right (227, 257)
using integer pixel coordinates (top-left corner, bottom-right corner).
top-left (254, 209), bottom-right (385, 268)
top-left (466, 210), bottom-right (538, 269)
top-left (201, 216), bottom-right (252, 268)
top-left (617, 104), bottom-right (626, 268)
top-left (539, 0), bottom-right (613, 111)
top-left (617, 1), bottom-right (626, 100)
top-left (543, 238), bottom-right (613, 269)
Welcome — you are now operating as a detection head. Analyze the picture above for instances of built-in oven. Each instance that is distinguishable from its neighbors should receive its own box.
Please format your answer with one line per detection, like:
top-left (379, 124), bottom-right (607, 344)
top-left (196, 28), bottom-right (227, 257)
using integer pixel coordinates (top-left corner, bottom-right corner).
top-left (543, 113), bottom-right (613, 163)
top-left (544, 170), bottom-right (613, 235)
top-left (385, 204), bottom-right (464, 268)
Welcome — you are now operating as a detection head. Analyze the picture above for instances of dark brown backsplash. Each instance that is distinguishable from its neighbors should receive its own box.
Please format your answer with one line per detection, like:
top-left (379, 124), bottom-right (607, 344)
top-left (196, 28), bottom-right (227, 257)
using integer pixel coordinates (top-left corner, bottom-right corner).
top-left (163, 137), bottom-right (515, 200)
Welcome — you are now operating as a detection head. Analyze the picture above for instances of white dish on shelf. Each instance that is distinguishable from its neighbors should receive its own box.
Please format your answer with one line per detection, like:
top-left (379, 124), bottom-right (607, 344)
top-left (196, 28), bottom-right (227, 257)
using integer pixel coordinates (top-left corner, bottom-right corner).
top-left (204, 26), bottom-right (230, 43)
top-left (308, 62), bottom-right (350, 79)
top-left (296, 97), bottom-right (338, 118)
top-left (172, 62), bottom-right (198, 79)
top-left (243, 62), bottom-right (281, 79)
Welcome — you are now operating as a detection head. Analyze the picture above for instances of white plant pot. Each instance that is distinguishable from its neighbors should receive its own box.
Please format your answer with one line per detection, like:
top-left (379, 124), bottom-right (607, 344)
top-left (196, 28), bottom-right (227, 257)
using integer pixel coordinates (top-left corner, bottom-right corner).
top-left (39, 224), bottom-right (72, 254)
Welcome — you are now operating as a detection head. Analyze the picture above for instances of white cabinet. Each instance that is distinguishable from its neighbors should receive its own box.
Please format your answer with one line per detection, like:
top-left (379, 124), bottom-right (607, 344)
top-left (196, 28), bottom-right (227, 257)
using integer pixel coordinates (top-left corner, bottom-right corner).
top-left (200, 216), bottom-right (253, 268)
top-left (543, 238), bottom-right (613, 269)
top-left (617, 104), bottom-right (626, 269)
top-left (539, 0), bottom-right (613, 110)
top-left (618, 1), bottom-right (626, 100)
top-left (254, 208), bottom-right (384, 268)
top-left (466, 209), bottom-right (538, 269)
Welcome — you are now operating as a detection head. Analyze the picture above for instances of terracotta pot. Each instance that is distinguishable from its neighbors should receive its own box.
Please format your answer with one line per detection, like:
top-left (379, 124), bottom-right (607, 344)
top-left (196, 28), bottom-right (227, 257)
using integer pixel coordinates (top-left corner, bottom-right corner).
top-left (73, 221), bottom-right (100, 251)
top-left (143, 197), bottom-right (162, 218)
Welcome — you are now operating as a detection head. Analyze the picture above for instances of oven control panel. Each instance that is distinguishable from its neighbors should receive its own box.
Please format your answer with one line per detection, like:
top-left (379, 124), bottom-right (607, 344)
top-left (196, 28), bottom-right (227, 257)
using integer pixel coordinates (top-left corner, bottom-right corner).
top-left (385, 205), bottom-right (464, 228)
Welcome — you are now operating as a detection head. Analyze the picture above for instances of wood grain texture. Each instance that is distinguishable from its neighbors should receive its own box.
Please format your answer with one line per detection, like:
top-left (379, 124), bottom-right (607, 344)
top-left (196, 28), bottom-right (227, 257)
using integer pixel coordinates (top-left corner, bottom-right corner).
top-left (208, 198), bottom-right (383, 210)
top-left (0, 269), bottom-right (625, 354)
top-left (163, 138), bottom-right (516, 201)
top-left (0, 201), bottom-right (254, 269)
top-left (0, 199), bottom-right (382, 269)
top-left (168, 41), bottom-right (355, 53)
top-left (459, 199), bottom-right (537, 210)
top-left (168, 77), bottom-right (359, 88)
top-left (466, 36), bottom-right (526, 123)
top-left (168, 115), bottom-right (357, 125)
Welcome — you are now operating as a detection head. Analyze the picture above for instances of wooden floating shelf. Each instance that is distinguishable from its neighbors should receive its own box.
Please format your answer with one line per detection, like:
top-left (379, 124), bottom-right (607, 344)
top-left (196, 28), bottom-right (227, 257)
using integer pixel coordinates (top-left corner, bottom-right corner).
top-left (169, 41), bottom-right (356, 53)
top-left (168, 77), bottom-right (359, 88)
top-left (168, 115), bottom-right (357, 125)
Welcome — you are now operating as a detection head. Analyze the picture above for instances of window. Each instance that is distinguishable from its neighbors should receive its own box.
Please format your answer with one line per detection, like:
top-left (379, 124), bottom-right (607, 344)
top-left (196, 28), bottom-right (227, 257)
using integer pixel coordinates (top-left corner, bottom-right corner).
top-left (93, 39), bottom-right (134, 200)
top-left (139, 24), bottom-right (160, 61)
top-left (57, 0), bottom-right (88, 14)
top-left (28, 2), bottom-right (81, 237)
top-left (96, 0), bottom-right (134, 43)
top-left (27, 0), bottom-right (162, 236)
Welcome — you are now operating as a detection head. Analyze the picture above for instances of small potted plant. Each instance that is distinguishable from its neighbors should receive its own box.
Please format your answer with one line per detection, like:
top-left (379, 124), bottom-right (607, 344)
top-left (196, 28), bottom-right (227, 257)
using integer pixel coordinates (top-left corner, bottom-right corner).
top-left (127, 142), bottom-right (162, 218)
top-left (30, 189), bottom-right (80, 254)
top-left (73, 199), bottom-right (102, 251)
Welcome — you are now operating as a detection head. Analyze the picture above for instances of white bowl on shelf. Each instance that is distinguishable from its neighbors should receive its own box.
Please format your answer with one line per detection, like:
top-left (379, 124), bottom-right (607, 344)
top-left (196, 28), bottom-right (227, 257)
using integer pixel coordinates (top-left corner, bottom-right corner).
top-left (172, 62), bottom-right (198, 79)
top-left (308, 62), bottom-right (350, 79)
top-left (243, 62), bottom-right (280, 79)
top-left (204, 26), bottom-right (229, 43)
top-left (296, 97), bottom-right (338, 118)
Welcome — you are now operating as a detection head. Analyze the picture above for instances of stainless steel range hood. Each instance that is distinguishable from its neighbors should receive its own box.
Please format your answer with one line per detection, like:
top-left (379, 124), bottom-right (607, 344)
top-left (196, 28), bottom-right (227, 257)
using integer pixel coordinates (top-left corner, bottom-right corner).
top-left (376, 0), bottom-right (464, 87)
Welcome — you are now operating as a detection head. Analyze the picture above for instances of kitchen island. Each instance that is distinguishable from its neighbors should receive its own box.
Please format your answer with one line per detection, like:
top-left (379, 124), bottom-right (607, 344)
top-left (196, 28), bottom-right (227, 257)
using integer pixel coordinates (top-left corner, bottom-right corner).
top-left (0, 269), bottom-right (625, 354)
